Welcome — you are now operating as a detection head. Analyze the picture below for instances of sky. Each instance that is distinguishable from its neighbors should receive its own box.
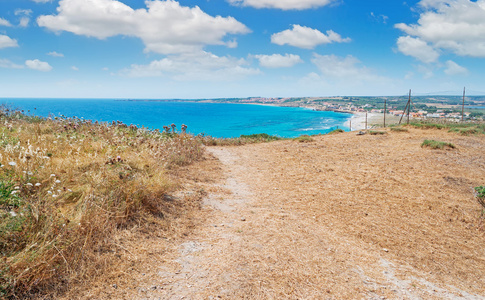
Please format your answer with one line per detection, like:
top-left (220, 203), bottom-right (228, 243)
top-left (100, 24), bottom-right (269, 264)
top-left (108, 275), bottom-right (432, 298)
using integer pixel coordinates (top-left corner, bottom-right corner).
top-left (1, 0), bottom-right (485, 99)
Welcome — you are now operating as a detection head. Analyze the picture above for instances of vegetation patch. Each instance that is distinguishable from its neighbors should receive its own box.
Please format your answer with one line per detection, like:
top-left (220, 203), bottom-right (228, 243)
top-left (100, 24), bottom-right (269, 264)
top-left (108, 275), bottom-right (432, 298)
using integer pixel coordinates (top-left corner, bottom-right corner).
top-left (421, 139), bottom-right (456, 150)
top-left (369, 131), bottom-right (387, 135)
top-left (410, 120), bottom-right (485, 135)
top-left (200, 133), bottom-right (284, 146)
top-left (294, 135), bottom-right (314, 143)
top-left (390, 127), bottom-right (409, 132)
top-left (0, 107), bottom-right (204, 298)
top-left (327, 128), bottom-right (345, 135)
top-left (476, 186), bottom-right (485, 210)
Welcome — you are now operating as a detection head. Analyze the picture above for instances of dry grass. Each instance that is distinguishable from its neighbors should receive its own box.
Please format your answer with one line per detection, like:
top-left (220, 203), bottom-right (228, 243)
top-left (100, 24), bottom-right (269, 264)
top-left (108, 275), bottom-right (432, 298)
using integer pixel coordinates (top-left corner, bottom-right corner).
top-left (0, 108), bottom-right (204, 298)
top-left (189, 127), bottom-right (485, 298)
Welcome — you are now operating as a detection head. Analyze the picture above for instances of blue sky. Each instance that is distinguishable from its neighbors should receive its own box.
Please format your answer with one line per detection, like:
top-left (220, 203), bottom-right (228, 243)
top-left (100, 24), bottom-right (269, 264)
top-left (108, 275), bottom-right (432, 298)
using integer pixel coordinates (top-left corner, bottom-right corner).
top-left (0, 0), bottom-right (484, 98)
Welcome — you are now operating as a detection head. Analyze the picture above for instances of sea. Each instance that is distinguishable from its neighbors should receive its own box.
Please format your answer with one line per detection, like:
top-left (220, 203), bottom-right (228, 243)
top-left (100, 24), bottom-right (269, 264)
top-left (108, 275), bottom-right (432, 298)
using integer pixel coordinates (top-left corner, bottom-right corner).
top-left (1, 98), bottom-right (351, 138)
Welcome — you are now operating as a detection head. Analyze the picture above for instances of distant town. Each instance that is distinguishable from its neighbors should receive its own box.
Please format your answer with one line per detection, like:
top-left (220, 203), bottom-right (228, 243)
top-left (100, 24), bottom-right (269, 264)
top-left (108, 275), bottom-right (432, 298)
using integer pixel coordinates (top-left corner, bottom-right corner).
top-left (201, 95), bottom-right (485, 121)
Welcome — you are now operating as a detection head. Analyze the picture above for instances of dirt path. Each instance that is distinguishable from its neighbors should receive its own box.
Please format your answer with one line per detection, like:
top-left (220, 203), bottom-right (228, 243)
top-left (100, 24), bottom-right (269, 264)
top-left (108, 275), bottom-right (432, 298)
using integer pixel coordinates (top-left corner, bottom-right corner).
top-left (97, 128), bottom-right (485, 299)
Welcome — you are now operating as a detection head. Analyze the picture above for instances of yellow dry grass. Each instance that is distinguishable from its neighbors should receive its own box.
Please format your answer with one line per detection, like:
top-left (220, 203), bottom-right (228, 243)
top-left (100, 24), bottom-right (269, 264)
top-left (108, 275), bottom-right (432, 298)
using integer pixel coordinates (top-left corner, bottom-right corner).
top-left (88, 126), bottom-right (485, 299)
top-left (0, 111), bottom-right (205, 298)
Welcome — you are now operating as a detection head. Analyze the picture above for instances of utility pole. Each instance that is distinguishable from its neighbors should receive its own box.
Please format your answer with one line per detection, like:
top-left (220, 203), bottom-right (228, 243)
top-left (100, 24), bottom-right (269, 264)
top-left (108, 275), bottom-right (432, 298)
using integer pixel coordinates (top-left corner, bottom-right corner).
top-left (399, 90), bottom-right (411, 125)
top-left (407, 89), bottom-right (411, 124)
top-left (462, 87), bottom-right (466, 122)
top-left (384, 98), bottom-right (387, 128)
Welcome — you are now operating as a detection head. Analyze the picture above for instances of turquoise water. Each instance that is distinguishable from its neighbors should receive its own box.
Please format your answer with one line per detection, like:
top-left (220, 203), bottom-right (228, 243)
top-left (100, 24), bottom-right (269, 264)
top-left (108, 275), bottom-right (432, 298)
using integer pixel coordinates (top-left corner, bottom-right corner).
top-left (1, 99), bottom-right (351, 138)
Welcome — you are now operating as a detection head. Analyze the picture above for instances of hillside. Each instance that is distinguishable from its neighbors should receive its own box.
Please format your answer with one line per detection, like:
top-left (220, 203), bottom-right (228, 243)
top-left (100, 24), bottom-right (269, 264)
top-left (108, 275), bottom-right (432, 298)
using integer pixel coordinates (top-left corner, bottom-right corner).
top-left (79, 126), bottom-right (485, 299)
top-left (1, 111), bottom-right (484, 299)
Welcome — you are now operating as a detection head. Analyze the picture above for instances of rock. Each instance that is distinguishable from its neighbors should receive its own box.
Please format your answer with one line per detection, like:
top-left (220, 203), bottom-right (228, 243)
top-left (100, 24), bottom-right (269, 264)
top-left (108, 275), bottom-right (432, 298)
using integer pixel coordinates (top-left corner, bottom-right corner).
top-left (112, 284), bottom-right (117, 289)
top-left (241, 217), bottom-right (246, 221)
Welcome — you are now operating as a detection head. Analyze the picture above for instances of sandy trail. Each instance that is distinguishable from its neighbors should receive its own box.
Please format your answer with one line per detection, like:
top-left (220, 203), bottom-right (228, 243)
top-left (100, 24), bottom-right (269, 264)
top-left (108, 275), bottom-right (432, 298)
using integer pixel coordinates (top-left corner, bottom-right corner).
top-left (98, 128), bottom-right (485, 299)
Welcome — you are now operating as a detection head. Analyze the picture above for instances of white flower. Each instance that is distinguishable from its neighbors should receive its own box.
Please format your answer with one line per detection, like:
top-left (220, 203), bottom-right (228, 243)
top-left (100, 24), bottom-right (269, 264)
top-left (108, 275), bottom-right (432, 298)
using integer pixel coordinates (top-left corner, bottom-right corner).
top-left (26, 183), bottom-right (33, 187)
top-left (9, 211), bottom-right (17, 217)
top-left (27, 171), bottom-right (33, 175)
top-left (10, 191), bottom-right (18, 195)
top-left (50, 174), bottom-right (56, 177)
top-left (14, 186), bottom-right (19, 190)
top-left (47, 191), bottom-right (52, 194)
top-left (8, 162), bottom-right (16, 166)
top-left (68, 189), bottom-right (72, 192)
top-left (52, 195), bottom-right (58, 198)
top-left (35, 183), bottom-right (41, 187)
top-left (57, 190), bottom-right (61, 193)
top-left (55, 180), bottom-right (61, 184)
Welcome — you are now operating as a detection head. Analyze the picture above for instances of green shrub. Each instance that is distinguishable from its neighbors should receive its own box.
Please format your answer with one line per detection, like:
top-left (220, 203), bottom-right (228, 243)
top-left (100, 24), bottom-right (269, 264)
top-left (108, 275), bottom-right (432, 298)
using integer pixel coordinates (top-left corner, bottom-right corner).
top-left (369, 131), bottom-right (387, 135)
top-left (294, 135), bottom-right (314, 143)
top-left (328, 128), bottom-right (344, 135)
top-left (390, 127), bottom-right (408, 132)
top-left (421, 139), bottom-right (455, 150)
top-left (475, 186), bottom-right (485, 210)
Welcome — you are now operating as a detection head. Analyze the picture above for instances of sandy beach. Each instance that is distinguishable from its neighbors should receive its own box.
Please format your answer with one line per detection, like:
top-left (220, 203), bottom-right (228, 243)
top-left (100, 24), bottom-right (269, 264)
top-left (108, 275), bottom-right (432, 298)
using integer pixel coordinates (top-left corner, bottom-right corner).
top-left (345, 112), bottom-right (401, 131)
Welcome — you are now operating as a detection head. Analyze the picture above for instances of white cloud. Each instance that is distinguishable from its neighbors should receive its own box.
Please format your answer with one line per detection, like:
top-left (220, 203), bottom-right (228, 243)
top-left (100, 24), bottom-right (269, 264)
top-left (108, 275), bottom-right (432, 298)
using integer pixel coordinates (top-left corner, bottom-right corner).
top-left (444, 60), bottom-right (468, 75)
top-left (0, 18), bottom-right (12, 27)
top-left (254, 53), bottom-right (303, 68)
top-left (71, 66), bottom-right (79, 71)
top-left (271, 25), bottom-right (350, 49)
top-left (25, 59), bottom-right (53, 72)
top-left (227, 0), bottom-right (335, 10)
top-left (121, 51), bottom-right (260, 80)
top-left (396, 36), bottom-right (439, 63)
top-left (15, 9), bottom-right (32, 28)
top-left (396, 0), bottom-right (485, 58)
top-left (0, 35), bottom-right (19, 49)
top-left (15, 9), bottom-right (33, 16)
top-left (37, 0), bottom-right (249, 55)
top-left (47, 51), bottom-right (64, 57)
top-left (311, 54), bottom-right (381, 81)
top-left (19, 17), bottom-right (30, 28)
top-left (0, 59), bottom-right (24, 69)
top-left (32, 0), bottom-right (52, 3)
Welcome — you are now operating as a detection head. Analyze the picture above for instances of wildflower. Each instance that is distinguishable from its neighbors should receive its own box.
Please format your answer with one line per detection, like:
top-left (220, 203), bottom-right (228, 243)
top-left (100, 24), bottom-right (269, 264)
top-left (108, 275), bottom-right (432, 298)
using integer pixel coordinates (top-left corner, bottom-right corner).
top-left (35, 183), bottom-right (41, 187)
top-left (57, 190), bottom-right (61, 193)
top-left (55, 180), bottom-right (61, 184)
top-left (26, 183), bottom-right (33, 187)
top-left (27, 171), bottom-right (33, 175)
top-left (10, 191), bottom-right (18, 195)
top-left (8, 161), bottom-right (16, 166)
top-left (68, 189), bottom-right (72, 192)
top-left (48, 191), bottom-right (52, 194)
top-left (52, 195), bottom-right (58, 198)
top-left (14, 186), bottom-right (19, 190)
top-left (9, 211), bottom-right (17, 217)
top-left (50, 174), bottom-right (56, 177)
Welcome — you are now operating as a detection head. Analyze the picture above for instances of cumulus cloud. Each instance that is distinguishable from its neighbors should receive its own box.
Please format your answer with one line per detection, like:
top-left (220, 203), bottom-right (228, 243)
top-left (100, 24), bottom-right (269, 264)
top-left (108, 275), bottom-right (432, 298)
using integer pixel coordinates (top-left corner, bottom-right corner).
top-left (396, 0), bottom-right (485, 58)
top-left (37, 0), bottom-right (249, 54)
top-left (0, 35), bottom-right (19, 49)
top-left (47, 51), bottom-right (64, 57)
top-left (227, 0), bottom-right (335, 10)
top-left (254, 53), bottom-right (303, 68)
top-left (0, 18), bottom-right (12, 27)
top-left (25, 59), bottom-right (53, 71)
top-left (0, 59), bottom-right (24, 69)
top-left (121, 51), bottom-right (260, 80)
top-left (444, 60), bottom-right (468, 75)
top-left (271, 25), bottom-right (350, 49)
top-left (396, 36), bottom-right (439, 63)
top-left (311, 54), bottom-right (381, 82)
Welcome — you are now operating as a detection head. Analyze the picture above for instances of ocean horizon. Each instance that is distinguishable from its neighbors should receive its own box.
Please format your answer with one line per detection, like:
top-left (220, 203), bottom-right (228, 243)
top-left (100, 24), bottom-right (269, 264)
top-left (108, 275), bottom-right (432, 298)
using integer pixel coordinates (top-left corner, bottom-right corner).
top-left (1, 98), bottom-right (351, 138)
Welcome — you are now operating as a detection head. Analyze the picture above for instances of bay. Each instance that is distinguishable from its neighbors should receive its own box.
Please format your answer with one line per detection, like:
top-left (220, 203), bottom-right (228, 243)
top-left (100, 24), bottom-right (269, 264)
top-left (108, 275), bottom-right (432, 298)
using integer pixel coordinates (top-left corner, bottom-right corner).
top-left (1, 98), bottom-right (351, 138)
